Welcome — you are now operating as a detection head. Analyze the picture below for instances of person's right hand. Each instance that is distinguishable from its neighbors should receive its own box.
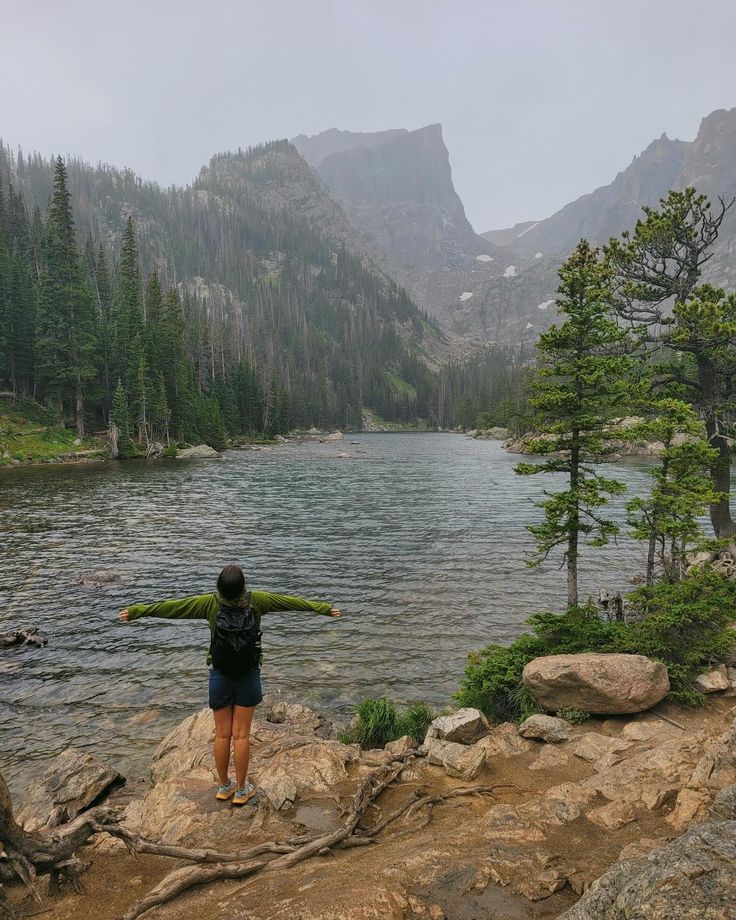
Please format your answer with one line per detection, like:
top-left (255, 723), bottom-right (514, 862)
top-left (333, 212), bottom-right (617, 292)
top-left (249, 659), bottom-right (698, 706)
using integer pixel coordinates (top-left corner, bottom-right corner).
top-left (119, 608), bottom-right (130, 622)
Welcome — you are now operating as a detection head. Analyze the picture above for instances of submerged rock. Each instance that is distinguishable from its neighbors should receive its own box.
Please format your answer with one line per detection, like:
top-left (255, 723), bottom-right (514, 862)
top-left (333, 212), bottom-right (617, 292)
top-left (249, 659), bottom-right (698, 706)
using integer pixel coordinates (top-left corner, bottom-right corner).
top-left (73, 570), bottom-right (122, 589)
top-left (523, 653), bottom-right (669, 714)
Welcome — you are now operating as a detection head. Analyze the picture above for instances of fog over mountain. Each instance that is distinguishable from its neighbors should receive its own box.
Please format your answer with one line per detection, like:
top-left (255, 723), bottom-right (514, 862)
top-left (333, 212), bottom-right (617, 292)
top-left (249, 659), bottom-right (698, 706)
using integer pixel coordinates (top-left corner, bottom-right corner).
top-left (291, 108), bottom-right (736, 346)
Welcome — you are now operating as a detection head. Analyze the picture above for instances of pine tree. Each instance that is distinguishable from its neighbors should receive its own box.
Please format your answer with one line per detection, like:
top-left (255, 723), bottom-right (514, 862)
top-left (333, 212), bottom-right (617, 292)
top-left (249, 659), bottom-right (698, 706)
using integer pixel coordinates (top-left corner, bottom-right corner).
top-left (606, 189), bottom-right (736, 538)
top-left (36, 157), bottom-right (97, 434)
top-left (110, 378), bottom-right (133, 458)
top-left (113, 217), bottom-right (143, 395)
top-left (92, 243), bottom-right (114, 415)
top-left (516, 240), bottom-right (634, 608)
top-left (626, 400), bottom-right (719, 583)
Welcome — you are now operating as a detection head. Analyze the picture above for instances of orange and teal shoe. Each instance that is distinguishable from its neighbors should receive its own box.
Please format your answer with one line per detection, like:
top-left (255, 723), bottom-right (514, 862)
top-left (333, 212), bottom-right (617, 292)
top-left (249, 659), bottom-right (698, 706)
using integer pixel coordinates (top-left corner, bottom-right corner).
top-left (215, 781), bottom-right (236, 801)
top-left (232, 783), bottom-right (257, 806)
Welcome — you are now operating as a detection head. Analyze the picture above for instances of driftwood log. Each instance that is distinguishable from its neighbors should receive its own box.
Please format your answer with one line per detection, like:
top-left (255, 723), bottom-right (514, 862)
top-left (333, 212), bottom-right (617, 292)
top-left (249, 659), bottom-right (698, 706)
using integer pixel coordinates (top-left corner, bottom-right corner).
top-left (0, 629), bottom-right (47, 651)
top-left (1, 750), bottom-right (501, 919)
top-left (0, 769), bottom-right (121, 916)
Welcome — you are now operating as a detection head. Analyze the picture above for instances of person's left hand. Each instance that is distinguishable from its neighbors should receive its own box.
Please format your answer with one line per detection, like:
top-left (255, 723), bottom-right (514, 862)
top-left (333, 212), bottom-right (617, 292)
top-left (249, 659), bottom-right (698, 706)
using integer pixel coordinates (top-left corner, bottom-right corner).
top-left (328, 608), bottom-right (342, 617)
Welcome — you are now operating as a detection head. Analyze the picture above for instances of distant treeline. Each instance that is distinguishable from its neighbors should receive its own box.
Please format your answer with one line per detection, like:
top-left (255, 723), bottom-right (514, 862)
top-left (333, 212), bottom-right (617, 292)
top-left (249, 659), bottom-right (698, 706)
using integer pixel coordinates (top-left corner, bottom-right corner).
top-left (0, 145), bottom-right (528, 445)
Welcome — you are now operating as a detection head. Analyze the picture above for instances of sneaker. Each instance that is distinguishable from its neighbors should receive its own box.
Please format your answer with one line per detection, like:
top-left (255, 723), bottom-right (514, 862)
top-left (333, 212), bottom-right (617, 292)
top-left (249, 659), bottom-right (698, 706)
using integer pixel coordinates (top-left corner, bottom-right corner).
top-left (232, 782), bottom-right (257, 806)
top-left (215, 781), bottom-right (236, 801)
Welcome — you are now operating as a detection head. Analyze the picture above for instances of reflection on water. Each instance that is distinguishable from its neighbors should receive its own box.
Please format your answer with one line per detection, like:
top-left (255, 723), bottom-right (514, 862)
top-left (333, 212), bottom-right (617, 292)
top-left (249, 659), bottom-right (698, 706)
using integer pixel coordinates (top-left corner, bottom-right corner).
top-left (0, 434), bottom-right (655, 796)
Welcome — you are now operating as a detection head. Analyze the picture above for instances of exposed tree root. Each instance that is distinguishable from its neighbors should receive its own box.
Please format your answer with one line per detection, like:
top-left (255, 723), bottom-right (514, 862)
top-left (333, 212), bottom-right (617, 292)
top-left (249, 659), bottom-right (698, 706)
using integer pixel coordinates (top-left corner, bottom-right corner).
top-left (118, 754), bottom-right (508, 920)
top-left (0, 766), bottom-right (123, 906)
top-left (3, 749), bottom-right (505, 920)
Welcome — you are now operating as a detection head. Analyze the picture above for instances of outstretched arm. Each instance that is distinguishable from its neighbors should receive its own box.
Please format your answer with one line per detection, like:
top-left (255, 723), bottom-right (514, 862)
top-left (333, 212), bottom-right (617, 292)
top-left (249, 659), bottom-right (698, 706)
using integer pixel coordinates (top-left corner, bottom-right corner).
top-left (252, 591), bottom-right (342, 618)
top-left (119, 594), bottom-right (215, 623)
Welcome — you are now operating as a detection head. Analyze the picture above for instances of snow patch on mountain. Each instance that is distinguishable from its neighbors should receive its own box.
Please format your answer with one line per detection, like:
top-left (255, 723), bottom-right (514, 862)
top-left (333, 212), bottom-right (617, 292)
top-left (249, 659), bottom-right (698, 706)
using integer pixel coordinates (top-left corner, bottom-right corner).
top-left (517, 222), bottom-right (539, 238)
top-left (503, 265), bottom-right (517, 278)
top-left (459, 291), bottom-right (473, 301)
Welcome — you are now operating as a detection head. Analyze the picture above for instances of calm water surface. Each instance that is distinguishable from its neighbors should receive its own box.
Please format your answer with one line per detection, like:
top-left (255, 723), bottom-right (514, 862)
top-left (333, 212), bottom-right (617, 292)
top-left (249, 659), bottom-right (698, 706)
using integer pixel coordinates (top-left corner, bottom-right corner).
top-left (0, 434), bottom-right (656, 796)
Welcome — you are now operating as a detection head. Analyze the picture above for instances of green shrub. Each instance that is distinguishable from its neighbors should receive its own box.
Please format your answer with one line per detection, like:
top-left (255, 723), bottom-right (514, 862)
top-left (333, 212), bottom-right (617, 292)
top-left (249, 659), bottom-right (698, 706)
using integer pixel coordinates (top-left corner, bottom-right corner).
top-left (340, 698), bottom-right (437, 748)
top-left (396, 702), bottom-right (436, 744)
top-left (557, 707), bottom-right (591, 724)
top-left (457, 569), bottom-right (736, 721)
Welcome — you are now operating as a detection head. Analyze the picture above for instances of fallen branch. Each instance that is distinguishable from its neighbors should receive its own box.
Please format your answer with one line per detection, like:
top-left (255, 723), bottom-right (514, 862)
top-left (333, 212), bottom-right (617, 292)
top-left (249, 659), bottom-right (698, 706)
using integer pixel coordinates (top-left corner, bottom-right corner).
top-left (653, 711), bottom-right (686, 730)
top-left (364, 784), bottom-right (499, 838)
top-left (119, 750), bottom-right (422, 920)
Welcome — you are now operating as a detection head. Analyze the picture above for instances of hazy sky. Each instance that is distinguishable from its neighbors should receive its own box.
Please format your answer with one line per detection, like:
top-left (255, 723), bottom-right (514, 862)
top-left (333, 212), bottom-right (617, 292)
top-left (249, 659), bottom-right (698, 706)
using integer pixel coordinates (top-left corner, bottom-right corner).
top-left (2, 0), bottom-right (735, 230)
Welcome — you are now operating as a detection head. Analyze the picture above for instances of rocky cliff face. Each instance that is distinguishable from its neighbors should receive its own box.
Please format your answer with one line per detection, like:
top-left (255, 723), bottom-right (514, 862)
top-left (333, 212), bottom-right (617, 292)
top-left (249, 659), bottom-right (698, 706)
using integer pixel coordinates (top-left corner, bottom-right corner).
top-left (293, 125), bottom-right (526, 338)
top-left (479, 108), bottom-right (736, 341)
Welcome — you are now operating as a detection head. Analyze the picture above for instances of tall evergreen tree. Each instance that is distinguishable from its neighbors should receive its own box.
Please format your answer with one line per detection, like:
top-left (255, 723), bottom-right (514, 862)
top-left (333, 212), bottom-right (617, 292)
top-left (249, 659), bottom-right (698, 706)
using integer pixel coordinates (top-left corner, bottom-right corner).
top-left (606, 189), bottom-right (736, 538)
top-left (516, 240), bottom-right (634, 608)
top-left (35, 157), bottom-right (97, 434)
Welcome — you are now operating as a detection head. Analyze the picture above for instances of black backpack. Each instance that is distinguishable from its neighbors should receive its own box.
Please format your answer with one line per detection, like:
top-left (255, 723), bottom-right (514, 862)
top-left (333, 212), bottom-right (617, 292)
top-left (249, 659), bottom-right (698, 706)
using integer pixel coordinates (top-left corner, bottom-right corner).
top-left (211, 603), bottom-right (262, 677)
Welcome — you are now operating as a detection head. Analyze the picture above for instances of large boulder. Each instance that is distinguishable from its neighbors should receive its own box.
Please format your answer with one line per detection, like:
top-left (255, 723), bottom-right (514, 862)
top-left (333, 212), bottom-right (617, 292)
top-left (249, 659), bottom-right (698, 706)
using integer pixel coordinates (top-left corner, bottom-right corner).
top-left (519, 714), bottom-right (570, 743)
top-left (425, 708), bottom-right (490, 745)
top-left (176, 444), bottom-right (220, 459)
top-left (522, 653), bottom-right (669, 714)
top-left (18, 748), bottom-right (123, 831)
top-left (125, 704), bottom-right (359, 843)
top-left (559, 821), bottom-right (736, 919)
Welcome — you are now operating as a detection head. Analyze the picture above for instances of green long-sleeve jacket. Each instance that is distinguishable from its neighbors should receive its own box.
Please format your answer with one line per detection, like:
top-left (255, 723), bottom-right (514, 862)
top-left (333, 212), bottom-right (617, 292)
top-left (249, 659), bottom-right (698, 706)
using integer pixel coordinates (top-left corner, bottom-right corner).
top-left (126, 591), bottom-right (333, 665)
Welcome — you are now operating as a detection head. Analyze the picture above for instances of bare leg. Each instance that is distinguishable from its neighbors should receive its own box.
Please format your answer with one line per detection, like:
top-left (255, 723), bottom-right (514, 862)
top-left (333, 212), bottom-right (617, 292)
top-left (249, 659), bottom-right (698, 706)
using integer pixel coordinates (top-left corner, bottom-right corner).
top-left (232, 705), bottom-right (256, 789)
top-left (212, 705), bottom-right (233, 785)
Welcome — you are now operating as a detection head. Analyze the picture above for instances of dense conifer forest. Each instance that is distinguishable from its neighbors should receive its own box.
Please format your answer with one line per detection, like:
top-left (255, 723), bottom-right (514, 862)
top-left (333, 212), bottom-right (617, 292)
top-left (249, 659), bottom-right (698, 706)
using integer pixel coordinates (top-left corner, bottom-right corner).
top-left (0, 142), bottom-right (525, 448)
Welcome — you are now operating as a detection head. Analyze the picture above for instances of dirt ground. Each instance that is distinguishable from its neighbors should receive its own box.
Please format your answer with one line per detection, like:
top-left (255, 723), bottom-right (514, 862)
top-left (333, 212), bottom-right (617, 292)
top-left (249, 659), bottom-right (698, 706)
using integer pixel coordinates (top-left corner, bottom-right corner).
top-left (6, 698), bottom-right (734, 920)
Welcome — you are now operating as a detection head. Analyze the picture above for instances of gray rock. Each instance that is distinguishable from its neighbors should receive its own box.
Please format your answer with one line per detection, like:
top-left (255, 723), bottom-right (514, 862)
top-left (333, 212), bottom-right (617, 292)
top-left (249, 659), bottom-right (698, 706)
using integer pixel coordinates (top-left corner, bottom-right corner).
top-left (74, 570), bottom-right (122, 589)
top-left (523, 653), bottom-right (669, 714)
top-left (559, 821), bottom-right (736, 919)
top-left (384, 735), bottom-right (416, 756)
top-left (694, 665), bottom-right (730, 694)
top-left (519, 714), bottom-right (570, 743)
top-left (709, 785), bottom-right (736, 821)
top-left (18, 748), bottom-right (123, 831)
top-left (320, 431), bottom-right (344, 441)
top-left (423, 737), bottom-right (485, 780)
top-left (176, 444), bottom-right (220, 459)
top-left (425, 707), bottom-right (490, 745)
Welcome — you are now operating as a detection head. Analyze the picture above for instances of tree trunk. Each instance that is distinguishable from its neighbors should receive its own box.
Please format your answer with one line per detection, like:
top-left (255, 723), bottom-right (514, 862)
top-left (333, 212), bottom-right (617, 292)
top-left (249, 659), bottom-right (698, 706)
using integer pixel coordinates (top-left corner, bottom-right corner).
top-left (75, 374), bottom-right (84, 438)
top-left (109, 422), bottom-right (119, 460)
top-left (568, 433), bottom-right (580, 608)
top-left (697, 353), bottom-right (736, 538)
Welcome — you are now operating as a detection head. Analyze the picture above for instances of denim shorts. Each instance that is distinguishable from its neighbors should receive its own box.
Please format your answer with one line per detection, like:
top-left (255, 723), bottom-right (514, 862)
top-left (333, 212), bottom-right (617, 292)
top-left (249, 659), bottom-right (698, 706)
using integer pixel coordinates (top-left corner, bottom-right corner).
top-left (208, 667), bottom-right (263, 710)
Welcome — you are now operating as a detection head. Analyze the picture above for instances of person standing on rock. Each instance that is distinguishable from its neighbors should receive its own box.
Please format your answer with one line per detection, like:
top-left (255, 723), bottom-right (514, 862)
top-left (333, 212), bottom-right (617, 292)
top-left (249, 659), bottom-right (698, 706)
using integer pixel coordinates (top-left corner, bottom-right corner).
top-left (119, 565), bottom-right (341, 806)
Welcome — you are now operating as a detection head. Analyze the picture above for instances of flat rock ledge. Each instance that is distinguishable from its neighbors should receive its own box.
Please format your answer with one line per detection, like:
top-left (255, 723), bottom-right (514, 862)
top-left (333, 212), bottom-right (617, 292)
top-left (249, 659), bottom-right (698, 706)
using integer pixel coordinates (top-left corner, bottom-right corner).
top-left (523, 652), bottom-right (670, 714)
top-left (15, 698), bottom-right (736, 920)
top-left (559, 820), bottom-right (736, 919)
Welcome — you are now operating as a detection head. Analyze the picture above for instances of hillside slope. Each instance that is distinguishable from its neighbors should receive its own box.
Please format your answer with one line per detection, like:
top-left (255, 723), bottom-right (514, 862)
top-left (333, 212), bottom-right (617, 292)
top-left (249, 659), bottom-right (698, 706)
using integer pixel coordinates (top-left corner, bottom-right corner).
top-left (1, 140), bottom-right (451, 429)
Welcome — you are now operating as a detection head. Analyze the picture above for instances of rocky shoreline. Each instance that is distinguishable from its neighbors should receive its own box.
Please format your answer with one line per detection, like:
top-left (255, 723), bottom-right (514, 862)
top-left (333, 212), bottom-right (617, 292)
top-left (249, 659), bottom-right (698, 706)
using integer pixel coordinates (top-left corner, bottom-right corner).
top-left (6, 691), bottom-right (735, 919)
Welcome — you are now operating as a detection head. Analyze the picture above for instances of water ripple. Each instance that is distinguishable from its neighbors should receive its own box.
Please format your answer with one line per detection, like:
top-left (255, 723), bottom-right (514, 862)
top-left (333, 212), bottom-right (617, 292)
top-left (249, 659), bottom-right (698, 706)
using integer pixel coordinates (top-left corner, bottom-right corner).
top-left (0, 434), bottom-right (656, 796)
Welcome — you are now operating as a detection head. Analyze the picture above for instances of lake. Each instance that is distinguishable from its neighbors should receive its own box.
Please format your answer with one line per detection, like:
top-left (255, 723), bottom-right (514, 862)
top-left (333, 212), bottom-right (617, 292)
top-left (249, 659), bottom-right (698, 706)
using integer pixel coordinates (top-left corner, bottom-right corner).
top-left (0, 433), bottom-right (656, 796)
